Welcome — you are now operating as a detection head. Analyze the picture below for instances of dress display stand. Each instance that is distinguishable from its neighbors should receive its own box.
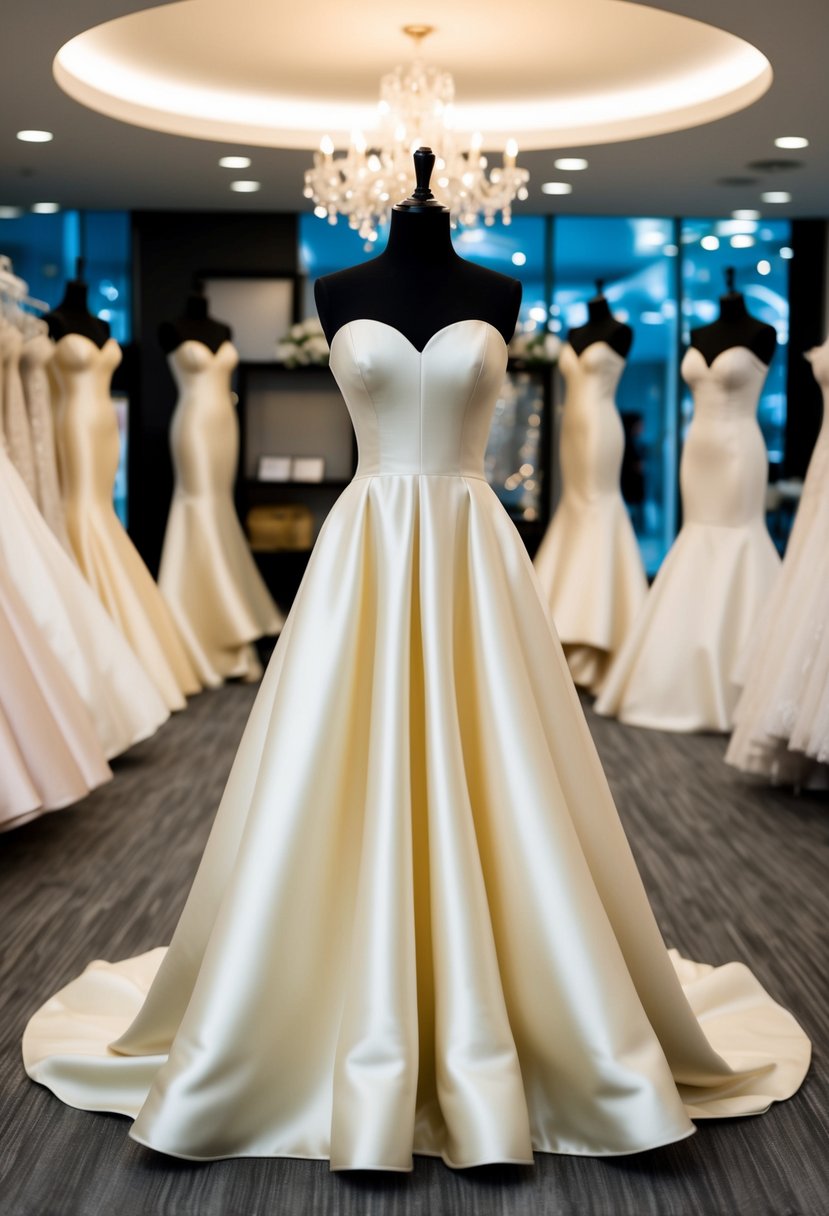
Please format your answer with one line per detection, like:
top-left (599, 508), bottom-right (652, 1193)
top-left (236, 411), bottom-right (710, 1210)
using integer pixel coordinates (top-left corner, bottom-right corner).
top-left (48, 263), bottom-right (201, 713)
top-left (23, 166), bottom-right (808, 1171)
top-left (157, 285), bottom-right (284, 687)
top-left (726, 333), bottom-right (829, 784)
top-left (534, 284), bottom-right (647, 694)
top-left (596, 272), bottom-right (781, 732)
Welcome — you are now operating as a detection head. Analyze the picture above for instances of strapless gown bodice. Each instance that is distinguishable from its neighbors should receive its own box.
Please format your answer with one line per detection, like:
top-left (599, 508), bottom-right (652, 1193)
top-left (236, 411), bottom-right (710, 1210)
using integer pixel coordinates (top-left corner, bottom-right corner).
top-left (330, 319), bottom-right (507, 478)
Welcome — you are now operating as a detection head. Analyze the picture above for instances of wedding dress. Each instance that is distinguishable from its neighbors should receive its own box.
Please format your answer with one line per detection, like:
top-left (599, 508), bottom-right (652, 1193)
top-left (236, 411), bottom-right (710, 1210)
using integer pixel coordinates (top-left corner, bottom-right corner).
top-left (0, 561), bottom-right (111, 831)
top-left (20, 330), bottom-right (72, 551)
top-left (158, 340), bottom-right (283, 687)
top-left (2, 323), bottom-right (38, 499)
top-left (0, 442), bottom-right (169, 759)
top-left (726, 338), bottom-right (829, 783)
top-left (53, 334), bottom-right (201, 711)
top-left (533, 342), bottom-right (647, 694)
top-left (596, 346), bottom-right (780, 732)
top-left (24, 320), bottom-right (808, 1170)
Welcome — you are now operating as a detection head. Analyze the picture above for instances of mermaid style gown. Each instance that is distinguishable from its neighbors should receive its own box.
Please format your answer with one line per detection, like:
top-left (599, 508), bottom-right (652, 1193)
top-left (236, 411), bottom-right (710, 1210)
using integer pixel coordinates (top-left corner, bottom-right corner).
top-left (596, 345), bottom-right (781, 732)
top-left (158, 340), bottom-right (283, 687)
top-left (24, 320), bottom-right (808, 1170)
top-left (52, 334), bottom-right (201, 711)
top-left (533, 342), bottom-right (647, 694)
top-left (727, 336), bottom-right (829, 783)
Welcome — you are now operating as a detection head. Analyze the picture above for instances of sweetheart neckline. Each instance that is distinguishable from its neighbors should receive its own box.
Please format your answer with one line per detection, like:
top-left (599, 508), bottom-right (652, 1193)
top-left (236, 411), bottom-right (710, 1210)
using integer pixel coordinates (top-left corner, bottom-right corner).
top-left (563, 340), bottom-right (626, 364)
top-left (683, 344), bottom-right (770, 373)
top-left (329, 318), bottom-right (509, 356)
top-left (172, 338), bottom-right (236, 358)
top-left (54, 333), bottom-right (120, 355)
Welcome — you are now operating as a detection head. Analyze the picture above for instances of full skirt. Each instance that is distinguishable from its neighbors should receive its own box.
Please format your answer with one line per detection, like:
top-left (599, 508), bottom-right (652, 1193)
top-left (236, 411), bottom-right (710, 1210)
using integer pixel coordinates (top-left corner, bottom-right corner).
top-left (24, 476), bottom-right (809, 1169)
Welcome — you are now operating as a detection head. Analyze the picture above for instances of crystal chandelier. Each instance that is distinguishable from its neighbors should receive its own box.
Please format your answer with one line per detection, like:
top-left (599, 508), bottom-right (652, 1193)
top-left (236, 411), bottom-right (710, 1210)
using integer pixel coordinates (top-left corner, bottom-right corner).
top-left (303, 25), bottom-right (530, 242)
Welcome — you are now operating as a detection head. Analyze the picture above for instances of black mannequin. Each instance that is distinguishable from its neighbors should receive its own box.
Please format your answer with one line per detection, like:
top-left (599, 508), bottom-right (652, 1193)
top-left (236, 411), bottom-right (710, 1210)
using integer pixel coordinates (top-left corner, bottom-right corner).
top-left (158, 281), bottom-right (232, 355)
top-left (45, 258), bottom-right (110, 348)
top-left (314, 147), bottom-right (521, 351)
top-left (689, 268), bottom-right (776, 366)
top-left (567, 280), bottom-right (633, 358)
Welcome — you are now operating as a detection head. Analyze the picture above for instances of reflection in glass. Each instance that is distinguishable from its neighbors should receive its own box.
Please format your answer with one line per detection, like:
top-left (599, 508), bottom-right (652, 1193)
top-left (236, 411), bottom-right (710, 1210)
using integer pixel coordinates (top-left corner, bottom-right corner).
top-left (486, 371), bottom-right (545, 521)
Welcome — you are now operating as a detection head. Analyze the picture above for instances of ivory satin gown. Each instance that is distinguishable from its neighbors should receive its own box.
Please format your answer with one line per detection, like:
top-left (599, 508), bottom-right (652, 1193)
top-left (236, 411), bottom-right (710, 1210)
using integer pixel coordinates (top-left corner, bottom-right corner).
top-left (23, 320), bottom-right (808, 1170)
top-left (727, 337), bottom-right (829, 783)
top-left (158, 340), bottom-right (283, 687)
top-left (596, 346), bottom-right (781, 733)
top-left (533, 342), bottom-right (647, 694)
top-left (53, 334), bottom-right (201, 711)
top-left (2, 324), bottom-right (38, 500)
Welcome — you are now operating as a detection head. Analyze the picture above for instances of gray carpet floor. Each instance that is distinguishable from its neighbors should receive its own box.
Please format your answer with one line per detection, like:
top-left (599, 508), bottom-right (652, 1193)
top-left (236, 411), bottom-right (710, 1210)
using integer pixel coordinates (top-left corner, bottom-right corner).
top-left (0, 682), bottom-right (826, 1216)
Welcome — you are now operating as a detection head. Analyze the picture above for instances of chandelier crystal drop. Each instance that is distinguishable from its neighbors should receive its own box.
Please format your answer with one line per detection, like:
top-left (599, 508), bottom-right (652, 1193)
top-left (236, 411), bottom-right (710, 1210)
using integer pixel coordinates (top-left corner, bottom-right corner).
top-left (303, 26), bottom-right (530, 242)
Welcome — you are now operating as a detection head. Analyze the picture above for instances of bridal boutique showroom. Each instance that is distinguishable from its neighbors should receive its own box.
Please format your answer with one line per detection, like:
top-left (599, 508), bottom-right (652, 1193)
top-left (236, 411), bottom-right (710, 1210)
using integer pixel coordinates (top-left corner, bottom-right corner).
top-left (0, 1), bottom-right (827, 1213)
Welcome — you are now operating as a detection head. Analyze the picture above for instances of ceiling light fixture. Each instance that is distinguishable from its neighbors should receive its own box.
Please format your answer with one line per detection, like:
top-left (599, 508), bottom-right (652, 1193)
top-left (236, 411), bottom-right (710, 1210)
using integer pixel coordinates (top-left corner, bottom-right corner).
top-left (511, 252), bottom-right (527, 266)
top-left (541, 182), bottom-right (572, 195)
top-left (553, 157), bottom-right (588, 171)
top-left (31, 202), bottom-right (61, 214)
top-left (219, 155), bottom-right (252, 168)
top-left (730, 234), bottom-right (755, 248)
top-left (304, 25), bottom-right (529, 241)
top-left (16, 129), bottom-right (53, 143)
top-left (732, 209), bottom-right (761, 220)
top-left (780, 246), bottom-right (794, 260)
top-left (230, 180), bottom-right (261, 192)
top-left (700, 235), bottom-right (719, 250)
top-left (774, 136), bottom-right (808, 149)
top-left (761, 191), bottom-right (791, 204)
top-left (756, 259), bottom-right (771, 275)
top-left (0, 206), bottom-right (23, 219)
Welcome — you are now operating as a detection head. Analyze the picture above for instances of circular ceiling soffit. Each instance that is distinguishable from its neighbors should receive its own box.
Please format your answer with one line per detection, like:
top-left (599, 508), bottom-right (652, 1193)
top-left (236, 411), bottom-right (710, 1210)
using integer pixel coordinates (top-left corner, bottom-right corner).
top-left (53, 0), bottom-right (772, 151)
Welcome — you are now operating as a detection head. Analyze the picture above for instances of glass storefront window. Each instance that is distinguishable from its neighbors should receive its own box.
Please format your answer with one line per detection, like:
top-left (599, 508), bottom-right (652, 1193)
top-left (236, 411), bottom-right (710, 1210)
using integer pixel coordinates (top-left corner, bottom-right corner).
top-left (553, 217), bottom-right (679, 574)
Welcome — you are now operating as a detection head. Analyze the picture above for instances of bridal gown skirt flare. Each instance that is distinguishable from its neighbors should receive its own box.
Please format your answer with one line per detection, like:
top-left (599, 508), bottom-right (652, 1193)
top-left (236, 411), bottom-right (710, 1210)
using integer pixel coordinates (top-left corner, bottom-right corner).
top-left (533, 342), bottom-right (647, 694)
top-left (727, 341), bottom-right (829, 784)
top-left (53, 334), bottom-right (201, 711)
top-left (158, 341), bottom-right (283, 686)
top-left (24, 321), bottom-right (809, 1170)
top-left (597, 346), bottom-right (781, 732)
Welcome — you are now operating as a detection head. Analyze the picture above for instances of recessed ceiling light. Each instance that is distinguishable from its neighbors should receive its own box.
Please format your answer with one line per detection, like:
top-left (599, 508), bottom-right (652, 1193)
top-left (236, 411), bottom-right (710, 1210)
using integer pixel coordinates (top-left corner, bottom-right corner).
top-left (774, 136), bottom-right (808, 149)
top-left (31, 202), bottom-right (61, 214)
top-left (756, 259), bottom-right (771, 275)
top-left (761, 191), bottom-right (791, 204)
top-left (730, 234), bottom-right (755, 248)
top-left (553, 157), bottom-right (588, 171)
top-left (0, 205), bottom-right (23, 219)
top-left (541, 182), bottom-right (572, 195)
top-left (780, 246), bottom-right (794, 260)
top-left (16, 129), bottom-right (53, 143)
top-left (511, 251), bottom-right (527, 266)
top-left (219, 155), bottom-right (251, 168)
top-left (732, 209), bottom-right (761, 220)
top-left (229, 180), bottom-right (261, 193)
top-left (700, 235), bottom-right (719, 250)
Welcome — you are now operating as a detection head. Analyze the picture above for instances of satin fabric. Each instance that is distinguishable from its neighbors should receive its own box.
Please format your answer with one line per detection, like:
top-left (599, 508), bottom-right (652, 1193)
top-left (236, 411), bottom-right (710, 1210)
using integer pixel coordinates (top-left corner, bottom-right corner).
top-left (20, 332), bottom-right (73, 552)
top-left (23, 321), bottom-right (809, 1170)
top-left (53, 335), bottom-right (201, 711)
top-left (2, 324), bottom-right (38, 499)
top-left (596, 346), bottom-right (781, 732)
top-left (0, 442), bottom-right (169, 759)
top-left (0, 560), bottom-right (111, 830)
top-left (158, 340), bottom-right (283, 687)
top-left (533, 342), bottom-right (647, 694)
top-left (727, 338), bottom-right (829, 783)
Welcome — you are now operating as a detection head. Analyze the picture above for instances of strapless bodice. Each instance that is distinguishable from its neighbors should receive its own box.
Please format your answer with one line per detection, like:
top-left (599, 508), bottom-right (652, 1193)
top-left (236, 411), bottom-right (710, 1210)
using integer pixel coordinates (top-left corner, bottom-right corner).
top-left (806, 337), bottom-right (829, 394)
top-left (328, 319), bottom-right (507, 478)
top-left (680, 345), bottom-right (768, 417)
top-left (168, 340), bottom-right (239, 393)
top-left (559, 341), bottom-right (625, 401)
top-left (52, 335), bottom-right (122, 391)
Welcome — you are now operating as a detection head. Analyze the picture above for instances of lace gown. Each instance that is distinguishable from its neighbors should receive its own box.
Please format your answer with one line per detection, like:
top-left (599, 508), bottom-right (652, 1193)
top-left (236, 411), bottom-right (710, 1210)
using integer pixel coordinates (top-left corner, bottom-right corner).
top-left (23, 320), bottom-right (808, 1170)
top-left (158, 340), bottom-right (283, 687)
top-left (727, 337), bottom-right (829, 783)
top-left (533, 342), bottom-right (647, 694)
top-left (53, 334), bottom-right (201, 711)
top-left (20, 331), bottom-right (72, 551)
top-left (596, 345), bottom-right (781, 732)
top-left (2, 325), bottom-right (38, 499)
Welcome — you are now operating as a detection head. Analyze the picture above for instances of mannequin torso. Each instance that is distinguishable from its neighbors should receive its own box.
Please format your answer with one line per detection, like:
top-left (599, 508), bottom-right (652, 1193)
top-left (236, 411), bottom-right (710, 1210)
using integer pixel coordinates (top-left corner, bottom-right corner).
top-left (568, 295), bottom-right (633, 359)
top-left (690, 292), bottom-right (776, 366)
top-left (46, 280), bottom-right (110, 348)
top-left (158, 291), bottom-right (232, 355)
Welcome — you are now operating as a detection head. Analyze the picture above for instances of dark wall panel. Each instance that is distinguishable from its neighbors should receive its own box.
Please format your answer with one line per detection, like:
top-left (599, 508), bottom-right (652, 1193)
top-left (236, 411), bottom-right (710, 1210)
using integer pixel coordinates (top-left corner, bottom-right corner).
top-left (129, 210), bottom-right (298, 571)
top-left (787, 218), bottom-right (827, 477)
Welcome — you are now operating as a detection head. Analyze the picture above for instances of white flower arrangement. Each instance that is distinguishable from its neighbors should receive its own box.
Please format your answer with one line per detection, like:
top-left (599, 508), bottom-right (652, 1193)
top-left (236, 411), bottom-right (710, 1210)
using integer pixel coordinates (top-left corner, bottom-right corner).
top-left (508, 330), bottom-right (562, 365)
top-left (274, 316), bottom-right (330, 366)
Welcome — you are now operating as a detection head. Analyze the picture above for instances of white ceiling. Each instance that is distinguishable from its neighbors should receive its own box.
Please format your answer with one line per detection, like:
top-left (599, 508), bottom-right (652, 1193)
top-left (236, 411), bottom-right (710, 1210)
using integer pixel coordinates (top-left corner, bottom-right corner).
top-left (0, 0), bottom-right (826, 218)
